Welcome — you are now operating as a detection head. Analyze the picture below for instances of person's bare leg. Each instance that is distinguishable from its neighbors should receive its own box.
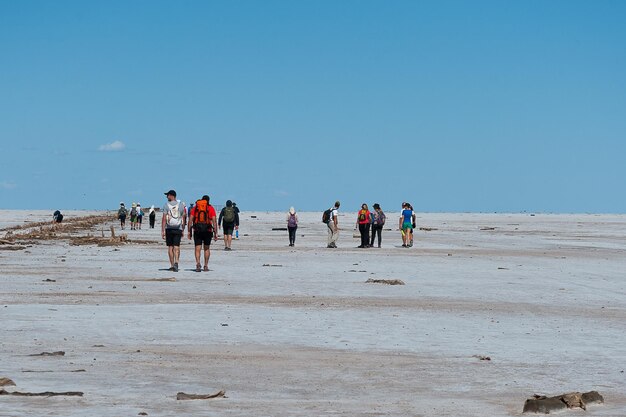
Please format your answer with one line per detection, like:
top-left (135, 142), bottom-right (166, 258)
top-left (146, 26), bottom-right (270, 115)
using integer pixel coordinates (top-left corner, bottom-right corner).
top-left (168, 246), bottom-right (175, 266)
top-left (204, 247), bottom-right (210, 267)
top-left (195, 245), bottom-right (201, 266)
top-left (174, 246), bottom-right (180, 265)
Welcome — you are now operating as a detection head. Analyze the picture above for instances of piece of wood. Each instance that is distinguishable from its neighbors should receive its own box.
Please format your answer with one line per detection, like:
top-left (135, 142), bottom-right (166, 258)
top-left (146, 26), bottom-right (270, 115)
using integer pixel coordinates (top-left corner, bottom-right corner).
top-left (176, 390), bottom-right (225, 400)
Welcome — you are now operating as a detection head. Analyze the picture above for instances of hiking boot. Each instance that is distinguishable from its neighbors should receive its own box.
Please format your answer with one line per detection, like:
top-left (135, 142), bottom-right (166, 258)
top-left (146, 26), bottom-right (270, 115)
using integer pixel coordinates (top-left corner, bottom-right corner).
top-left (203, 265), bottom-right (209, 272)
top-left (195, 264), bottom-right (201, 273)
top-left (173, 263), bottom-right (179, 272)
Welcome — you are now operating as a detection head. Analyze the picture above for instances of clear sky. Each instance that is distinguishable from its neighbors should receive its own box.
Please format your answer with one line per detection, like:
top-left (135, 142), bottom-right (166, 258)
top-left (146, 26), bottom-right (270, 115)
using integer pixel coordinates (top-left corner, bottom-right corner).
top-left (1, 1), bottom-right (625, 213)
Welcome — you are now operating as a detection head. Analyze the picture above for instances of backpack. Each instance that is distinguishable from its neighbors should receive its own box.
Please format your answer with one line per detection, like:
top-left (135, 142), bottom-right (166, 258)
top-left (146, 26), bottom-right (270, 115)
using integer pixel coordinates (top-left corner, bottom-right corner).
top-left (223, 206), bottom-right (235, 223)
top-left (118, 207), bottom-right (127, 217)
top-left (288, 213), bottom-right (297, 228)
top-left (166, 202), bottom-right (182, 228)
top-left (322, 208), bottom-right (333, 224)
top-left (130, 207), bottom-right (137, 217)
top-left (378, 211), bottom-right (386, 225)
top-left (194, 199), bottom-right (211, 232)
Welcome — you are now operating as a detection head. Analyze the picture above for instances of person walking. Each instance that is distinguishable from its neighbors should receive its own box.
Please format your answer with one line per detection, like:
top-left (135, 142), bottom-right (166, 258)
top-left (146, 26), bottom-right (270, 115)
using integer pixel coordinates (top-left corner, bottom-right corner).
top-left (130, 203), bottom-right (138, 230)
top-left (118, 202), bottom-right (128, 230)
top-left (232, 203), bottom-right (240, 239)
top-left (356, 203), bottom-right (371, 248)
top-left (286, 207), bottom-right (298, 247)
top-left (148, 205), bottom-right (156, 229)
top-left (370, 203), bottom-right (386, 248)
top-left (218, 200), bottom-right (239, 251)
top-left (408, 203), bottom-right (417, 247)
top-left (188, 195), bottom-right (218, 272)
top-left (137, 203), bottom-right (143, 230)
top-left (161, 189), bottom-right (186, 272)
top-left (399, 202), bottom-right (413, 248)
top-left (326, 201), bottom-right (340, 248)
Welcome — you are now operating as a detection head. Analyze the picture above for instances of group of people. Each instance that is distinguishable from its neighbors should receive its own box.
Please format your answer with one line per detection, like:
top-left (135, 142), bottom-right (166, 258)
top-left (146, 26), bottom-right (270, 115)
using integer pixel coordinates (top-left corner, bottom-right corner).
top-left (161, 190), bottom-right (240, 272)
top-left (321, 201), bottom-right (416, 248)
top-left (116, 191), bottom-right (417, 272)
top-left (117, 203), bottom-right (157, 230)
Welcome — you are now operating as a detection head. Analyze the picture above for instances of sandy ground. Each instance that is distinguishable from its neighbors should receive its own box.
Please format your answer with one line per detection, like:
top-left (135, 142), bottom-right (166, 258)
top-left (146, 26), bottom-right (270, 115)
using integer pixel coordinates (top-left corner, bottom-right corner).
top-left (1, 210), bottom-right (625, 416)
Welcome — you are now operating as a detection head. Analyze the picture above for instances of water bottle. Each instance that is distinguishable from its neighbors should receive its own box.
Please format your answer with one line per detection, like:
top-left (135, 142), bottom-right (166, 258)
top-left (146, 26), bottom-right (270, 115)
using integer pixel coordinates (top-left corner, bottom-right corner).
top-left (235, 229), bottom-right (239, 239)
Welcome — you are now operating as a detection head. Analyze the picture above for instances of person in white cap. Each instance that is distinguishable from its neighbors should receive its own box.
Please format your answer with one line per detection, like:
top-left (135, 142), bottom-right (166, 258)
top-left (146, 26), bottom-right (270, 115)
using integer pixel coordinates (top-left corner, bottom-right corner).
top-left (149, 205), bottom-right (156, 229)
top-left (162, 189), bottom-right (186, 272)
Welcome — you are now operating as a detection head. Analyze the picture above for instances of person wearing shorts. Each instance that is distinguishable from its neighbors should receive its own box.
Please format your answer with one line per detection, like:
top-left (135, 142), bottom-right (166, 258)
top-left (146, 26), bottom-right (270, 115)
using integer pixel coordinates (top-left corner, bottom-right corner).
top-left (399, 202), bottom-right (413, 248)
top-left (162, 189), bottom-right (186, 272)
top-left (188, 195), bottom-right (218, 272)
top-left (218, 200), bottom-right (239, 250)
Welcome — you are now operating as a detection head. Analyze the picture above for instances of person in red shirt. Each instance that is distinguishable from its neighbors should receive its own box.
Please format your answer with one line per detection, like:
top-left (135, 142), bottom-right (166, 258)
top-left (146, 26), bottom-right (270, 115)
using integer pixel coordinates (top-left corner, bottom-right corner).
top-left (355, 203), bottom-right (371, 248)
top-left (188, 195), bottom-right (218, 272)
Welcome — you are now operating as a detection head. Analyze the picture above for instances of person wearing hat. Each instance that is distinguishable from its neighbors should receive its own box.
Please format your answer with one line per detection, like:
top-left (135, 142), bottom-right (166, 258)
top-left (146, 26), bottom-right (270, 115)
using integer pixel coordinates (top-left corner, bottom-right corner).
top-left (148, 205), bottom-right (156, 229)
top-left (130, 203), bottom-right (138, 230)
top-left (118, 202), bottom-right (128, 230)
top-left (286, 207), bottom-right (298, 247)
top-left (218, 200), bottom-right (239, 251)
top-left (161, 189), bottom-right (187, 272)
top-left (136, 203), bottom-right (143, 229)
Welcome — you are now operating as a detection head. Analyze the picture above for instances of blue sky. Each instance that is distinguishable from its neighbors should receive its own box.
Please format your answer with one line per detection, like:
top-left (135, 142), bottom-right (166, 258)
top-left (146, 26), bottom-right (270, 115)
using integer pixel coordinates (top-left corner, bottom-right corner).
top-left (1, 1), bottom-right (625, 212)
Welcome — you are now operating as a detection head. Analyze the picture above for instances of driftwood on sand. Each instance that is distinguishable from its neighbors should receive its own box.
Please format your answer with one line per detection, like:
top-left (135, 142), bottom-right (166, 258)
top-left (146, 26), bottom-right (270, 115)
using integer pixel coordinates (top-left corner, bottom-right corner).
top-left (0, 378), bottom-right (16, 387)
top-left (28, 351), bottom-right (65, 357)
top-left (0, 389), bottom-right (83, 397)
top-left (523, 391), bottom-right (604, 413)
top-left (365, 279), bottom-right (405, 285)
top-left (176, 390), bottom-right (226, 400)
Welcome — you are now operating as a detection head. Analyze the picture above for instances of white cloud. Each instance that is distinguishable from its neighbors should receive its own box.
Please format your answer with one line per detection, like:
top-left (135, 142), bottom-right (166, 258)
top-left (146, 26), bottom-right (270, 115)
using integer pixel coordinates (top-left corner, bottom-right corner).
top-left (274, 190), bottom-right (289, 197)
top-left (98, 140), bottom-right (126, 152)
top-left (0, 181), bottom-right (16, 190)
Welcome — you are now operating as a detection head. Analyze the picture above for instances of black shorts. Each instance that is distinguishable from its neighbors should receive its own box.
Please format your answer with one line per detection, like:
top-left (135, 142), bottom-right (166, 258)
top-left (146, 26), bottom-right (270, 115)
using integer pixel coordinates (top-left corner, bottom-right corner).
top-left (165, 229), bottom-right (183, 246)
top-left (193, 230), bottom-right (213, 246)
top-left (222, 222), bottom-right (235, 235)
top-left (119, 215), bottom-right (126, 222)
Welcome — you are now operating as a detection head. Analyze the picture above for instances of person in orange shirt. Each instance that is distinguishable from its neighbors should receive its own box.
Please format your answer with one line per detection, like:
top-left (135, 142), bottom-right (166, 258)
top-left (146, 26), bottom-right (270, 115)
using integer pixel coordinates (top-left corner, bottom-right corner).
top-left (188, 195), bottom-right (218, 272)
top-left (355, 203), bottom-right (371, 248)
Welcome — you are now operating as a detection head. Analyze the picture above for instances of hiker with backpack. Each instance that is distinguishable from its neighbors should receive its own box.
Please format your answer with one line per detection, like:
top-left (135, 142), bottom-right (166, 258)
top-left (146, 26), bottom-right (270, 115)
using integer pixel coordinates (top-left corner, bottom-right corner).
top-left (286, 207), bottom-right (298, 247)
top-left (149, 205), bottom-right (156, 228)
top-left (136, 203), bottom-right (143, 229)
top-left (188, 195), bottom-right (218, 272)
top-left (370, 203), bottom-right (386, 248)
top-left (161, 189), bottom-right (187, 272)
top-left (218, 200), bottom-right (239, 251)
top-left (130, 203), bottom-right (138, 230)
top-left (118, 202), bottom-right (128, 230)
top-left (355, 203), bottom-right (371, 248)
top-left (323, 201), bottom-right (340, 248)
